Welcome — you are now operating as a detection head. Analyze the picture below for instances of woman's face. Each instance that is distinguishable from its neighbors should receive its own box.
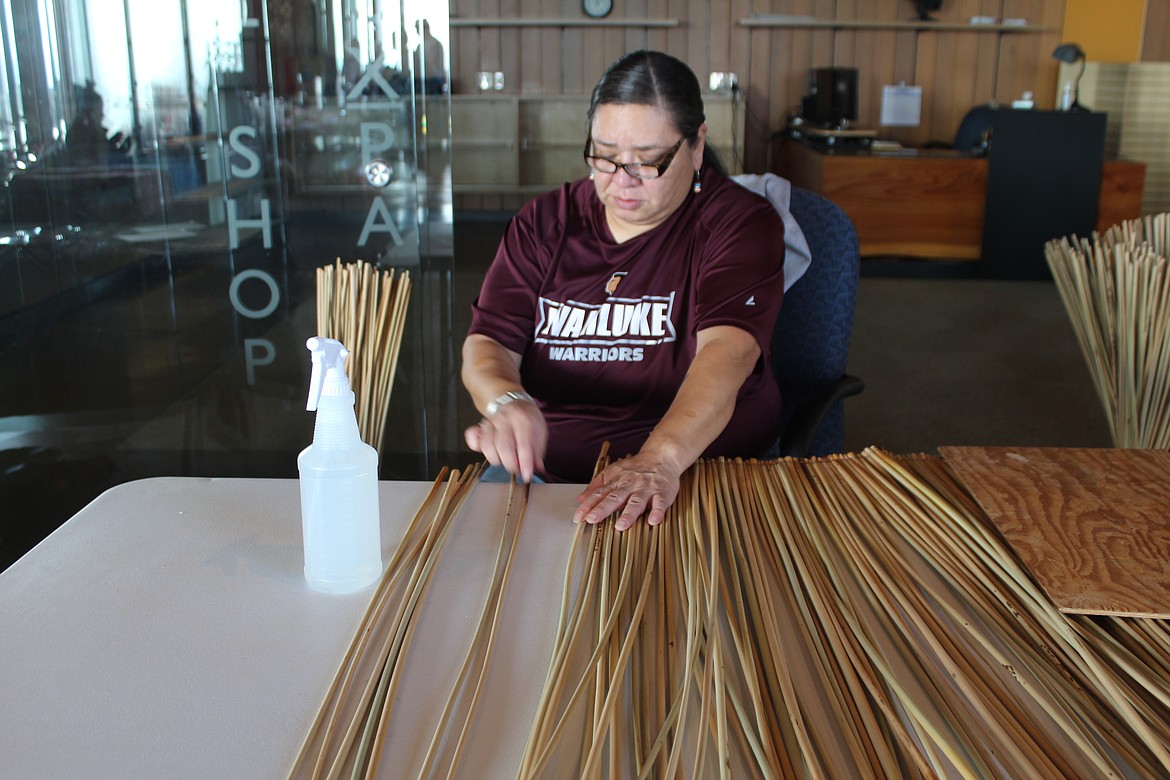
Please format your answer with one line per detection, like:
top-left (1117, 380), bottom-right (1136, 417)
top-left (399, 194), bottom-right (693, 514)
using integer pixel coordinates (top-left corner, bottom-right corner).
top-left (587, 103), bottom-right (706, 242)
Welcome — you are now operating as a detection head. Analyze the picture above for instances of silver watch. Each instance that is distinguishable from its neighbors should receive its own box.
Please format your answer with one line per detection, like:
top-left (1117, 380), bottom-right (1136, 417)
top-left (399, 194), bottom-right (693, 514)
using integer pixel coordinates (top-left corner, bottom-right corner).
top-left (485, 390), bottom-right (535, 417)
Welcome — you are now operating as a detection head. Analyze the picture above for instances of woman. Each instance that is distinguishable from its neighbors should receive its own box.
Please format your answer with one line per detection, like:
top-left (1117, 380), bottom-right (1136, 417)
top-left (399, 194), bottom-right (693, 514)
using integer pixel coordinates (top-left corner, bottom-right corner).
top-left (462, 50), bottom-right (786, 531)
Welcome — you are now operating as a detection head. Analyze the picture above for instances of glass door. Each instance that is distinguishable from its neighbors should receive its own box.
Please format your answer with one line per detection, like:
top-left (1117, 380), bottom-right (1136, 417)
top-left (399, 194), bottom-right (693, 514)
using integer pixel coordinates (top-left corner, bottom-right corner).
top-left (0, 0), bottom-right (454, 510)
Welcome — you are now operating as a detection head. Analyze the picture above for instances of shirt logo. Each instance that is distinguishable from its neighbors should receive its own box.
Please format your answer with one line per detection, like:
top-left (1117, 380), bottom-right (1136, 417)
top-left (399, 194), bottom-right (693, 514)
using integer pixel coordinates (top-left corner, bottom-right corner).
top-left (745, 295), bottom-right (756, 306)
top-left (605, 272), bottom-right (627, 296)
top-left (534, 293), bottom-right (677, 346)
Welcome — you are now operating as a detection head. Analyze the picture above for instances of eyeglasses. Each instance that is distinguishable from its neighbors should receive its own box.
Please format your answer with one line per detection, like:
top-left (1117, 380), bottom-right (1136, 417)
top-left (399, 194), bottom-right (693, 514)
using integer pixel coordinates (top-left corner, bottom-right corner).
top-left (583, 134), bottom-right (686, 180)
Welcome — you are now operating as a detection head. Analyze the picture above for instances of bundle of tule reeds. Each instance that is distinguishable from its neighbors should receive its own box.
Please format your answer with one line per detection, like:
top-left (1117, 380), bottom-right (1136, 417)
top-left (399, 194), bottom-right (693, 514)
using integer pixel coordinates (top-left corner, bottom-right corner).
top-left (289, 452), bottom-right (1170, 779)
top-left (315, 259), bottom-right (411, 452)
top-left (1046, 213), bottom-right (1170, 450)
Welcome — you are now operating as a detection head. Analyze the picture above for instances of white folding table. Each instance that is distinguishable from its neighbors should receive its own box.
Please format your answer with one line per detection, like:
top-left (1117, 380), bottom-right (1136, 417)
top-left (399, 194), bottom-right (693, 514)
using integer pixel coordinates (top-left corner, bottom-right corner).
top-left (0, 477), bottom-right (579, 779)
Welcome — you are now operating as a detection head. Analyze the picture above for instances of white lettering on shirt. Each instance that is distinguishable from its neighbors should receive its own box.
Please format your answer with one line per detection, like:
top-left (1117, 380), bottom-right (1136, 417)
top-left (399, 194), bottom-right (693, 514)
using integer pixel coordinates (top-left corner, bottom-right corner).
top-left (535, 293), bottom-right (676, 347)
top-left (548, 345), bottom-right (645, 362)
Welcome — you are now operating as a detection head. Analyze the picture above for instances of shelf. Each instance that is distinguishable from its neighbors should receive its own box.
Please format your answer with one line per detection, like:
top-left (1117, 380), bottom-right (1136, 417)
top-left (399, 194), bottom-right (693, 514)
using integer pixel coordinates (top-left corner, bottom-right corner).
top-left (519, 141), bottom-right (582, 150)
top-left (453, 183), bottom-right (564, 195)
top-left (739, 16), bottom-right (1046, 33)
top-left (451, 18), bottom-right (679, 28)
top-left (455, 140), bottom-right (515, 149)
top-left (451, 94), bottom-right (743, 204)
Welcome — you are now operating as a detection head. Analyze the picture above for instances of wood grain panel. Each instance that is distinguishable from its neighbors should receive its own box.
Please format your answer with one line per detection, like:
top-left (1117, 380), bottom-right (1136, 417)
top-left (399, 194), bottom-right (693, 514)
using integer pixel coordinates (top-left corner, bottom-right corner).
top-left (996, 0), bottom-right (1065, 105)
top-left (645, 0), bottom-right (670, 50)
top-left (1144, 0), bottom-right (1170, 62)
top-left (774, 139), bottom-right (986, 257)
top-left (542, 21), bottom-right (559, 92)
top-left (560, 5), bottom-right (585, 94)
top-left (745, 31), bottom-right (773, 173)
top-left (816, 152), bottom-right (987, 258)
top-left (581, 18), bottom-right (608, 92)
top-left (915, 31), bottom-right (996, 148)
top-left (603, 26), bottom-right (627, 80)
top-left (448, 0), bottom-right (1081, 204)
top-left (450, 0), bottom-right (479, 92)
top-left (685, 0), bottom-right (707, 84)
top-left (940, 446), bottom-right (1170, 618)
top-left (500, 0), bottom-right (522, 94)
top-left (726, 0), bottom-right (755, 103)
top-left (912, 29), bottom-right (943, 146)
top-left (773, 140), bottom-right (1146, 257)
top-left (842, 29), bottom-right (899, 134)
top-left (1097, 160), bottom-right (1147, 231)
top-left (662, 0), bottom-right (682, 55)
top-left (762, 28), bottom-right (795, 148)
top-left (707, 0), bottom-right (730, 73)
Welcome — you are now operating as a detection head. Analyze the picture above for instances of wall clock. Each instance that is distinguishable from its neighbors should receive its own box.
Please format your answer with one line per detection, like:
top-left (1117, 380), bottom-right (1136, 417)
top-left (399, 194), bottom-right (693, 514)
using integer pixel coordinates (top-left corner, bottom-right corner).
top-left (583, 0), bottom-right (613, 19)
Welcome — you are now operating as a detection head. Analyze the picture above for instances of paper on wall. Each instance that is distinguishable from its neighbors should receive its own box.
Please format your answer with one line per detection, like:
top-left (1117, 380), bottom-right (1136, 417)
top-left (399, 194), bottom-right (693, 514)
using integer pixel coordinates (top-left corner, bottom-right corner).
top-left (881, 84), bottom-right (922, 127)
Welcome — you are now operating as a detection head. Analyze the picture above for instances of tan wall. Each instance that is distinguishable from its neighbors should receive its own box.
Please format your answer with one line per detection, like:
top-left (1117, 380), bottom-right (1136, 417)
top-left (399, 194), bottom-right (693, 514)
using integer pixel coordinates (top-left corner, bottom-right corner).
top-left (449, 0), bottom-right (1070, 176)
top-left (1062, 0), bottom-right (1146, 62)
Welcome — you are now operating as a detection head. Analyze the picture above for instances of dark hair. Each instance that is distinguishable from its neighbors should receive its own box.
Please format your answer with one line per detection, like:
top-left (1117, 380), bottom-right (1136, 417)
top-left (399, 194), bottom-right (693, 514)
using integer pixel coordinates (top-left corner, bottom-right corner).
top-left (587, 50), bottom-right (724, 173)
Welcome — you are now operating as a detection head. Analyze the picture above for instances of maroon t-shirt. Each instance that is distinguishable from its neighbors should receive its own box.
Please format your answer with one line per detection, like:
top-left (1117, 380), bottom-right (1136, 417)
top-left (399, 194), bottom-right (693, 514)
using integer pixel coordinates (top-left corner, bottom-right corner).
top-left (469, 168), bottom-right (786, 482)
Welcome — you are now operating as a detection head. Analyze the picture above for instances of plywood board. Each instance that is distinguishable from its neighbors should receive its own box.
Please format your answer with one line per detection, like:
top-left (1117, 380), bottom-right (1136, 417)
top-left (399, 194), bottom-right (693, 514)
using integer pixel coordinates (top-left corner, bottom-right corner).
top-left (940, 446), bottom-right (1170, 618)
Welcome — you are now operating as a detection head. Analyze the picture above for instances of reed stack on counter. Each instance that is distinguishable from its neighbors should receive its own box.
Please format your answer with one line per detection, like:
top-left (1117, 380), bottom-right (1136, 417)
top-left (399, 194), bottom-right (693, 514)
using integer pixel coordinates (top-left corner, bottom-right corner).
top-left (289, 452), bottom-right (1170, 779)
top-left (1045, 213), bottom-right (1170, 450)
top-left (315, 259), bottom-right (412, 452)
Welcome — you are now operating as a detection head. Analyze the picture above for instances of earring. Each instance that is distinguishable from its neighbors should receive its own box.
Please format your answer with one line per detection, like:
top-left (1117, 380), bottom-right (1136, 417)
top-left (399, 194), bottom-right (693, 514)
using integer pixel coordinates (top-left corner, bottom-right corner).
top-left (589, 170), bottom-right (595, 181)
top-left (692, 169), bottom-right (702, 194)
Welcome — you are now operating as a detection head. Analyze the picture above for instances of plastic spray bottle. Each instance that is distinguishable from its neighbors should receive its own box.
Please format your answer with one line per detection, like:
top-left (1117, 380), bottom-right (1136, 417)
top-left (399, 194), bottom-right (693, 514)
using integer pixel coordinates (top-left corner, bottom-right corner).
top-left (298, 336), bottom-right (382, 593)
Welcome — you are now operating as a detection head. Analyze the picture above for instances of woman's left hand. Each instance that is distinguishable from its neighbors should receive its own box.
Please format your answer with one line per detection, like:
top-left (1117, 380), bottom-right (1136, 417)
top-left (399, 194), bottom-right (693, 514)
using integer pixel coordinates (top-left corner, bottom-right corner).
top-left (571, 325), bottom-right (762, 532)
top-left (573, 452), bottom-right (683, 531)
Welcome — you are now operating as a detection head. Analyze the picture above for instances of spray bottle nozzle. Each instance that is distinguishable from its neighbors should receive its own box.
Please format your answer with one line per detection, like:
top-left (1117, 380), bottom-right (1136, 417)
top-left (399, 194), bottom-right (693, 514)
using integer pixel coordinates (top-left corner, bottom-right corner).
top-left (305, 336), bottom-right (351, 411)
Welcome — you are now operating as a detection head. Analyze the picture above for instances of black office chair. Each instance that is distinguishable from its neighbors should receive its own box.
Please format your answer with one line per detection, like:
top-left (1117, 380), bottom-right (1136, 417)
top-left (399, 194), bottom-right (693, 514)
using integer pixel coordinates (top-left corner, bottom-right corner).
top-left (921, 102), bottom-right (998, 154)
top-left (770, 186), bottom-right (865, 457)
top-left (953, 104), bottom-right (998, 154)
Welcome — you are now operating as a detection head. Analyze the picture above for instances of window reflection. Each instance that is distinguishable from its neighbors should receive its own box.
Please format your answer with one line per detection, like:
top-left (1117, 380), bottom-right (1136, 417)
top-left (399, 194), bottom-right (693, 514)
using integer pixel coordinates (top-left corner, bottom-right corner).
top-left (0, 0), bottom-right (457, 570)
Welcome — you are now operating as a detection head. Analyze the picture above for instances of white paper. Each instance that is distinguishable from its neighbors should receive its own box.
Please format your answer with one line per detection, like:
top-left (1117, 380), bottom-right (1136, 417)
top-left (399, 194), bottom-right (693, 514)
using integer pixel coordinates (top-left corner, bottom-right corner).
top-left (880, 84), bottom-right (922, 127)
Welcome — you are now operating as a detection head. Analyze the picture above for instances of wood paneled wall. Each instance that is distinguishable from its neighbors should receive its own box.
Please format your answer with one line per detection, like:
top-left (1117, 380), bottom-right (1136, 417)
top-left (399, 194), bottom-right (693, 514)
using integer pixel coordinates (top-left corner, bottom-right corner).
top-left (449, 0), bottom-right (1069, 174)
top-left (1144, 0), bottom-right (1170, 62)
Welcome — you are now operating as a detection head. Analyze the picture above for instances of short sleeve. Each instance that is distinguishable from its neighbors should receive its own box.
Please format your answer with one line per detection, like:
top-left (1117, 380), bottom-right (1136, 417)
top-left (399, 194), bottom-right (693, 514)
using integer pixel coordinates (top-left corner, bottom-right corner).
top-left (693, 191), bottom-right (786, 355)
top-left (467, 200), bottom-right (553, 355)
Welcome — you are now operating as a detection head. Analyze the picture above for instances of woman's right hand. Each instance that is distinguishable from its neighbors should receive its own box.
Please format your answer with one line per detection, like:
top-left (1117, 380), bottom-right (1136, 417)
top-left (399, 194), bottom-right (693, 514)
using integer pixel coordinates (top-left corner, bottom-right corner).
top-left (461, 334), bottom-right (548, 482)
top-left (464, 399), bottom-right (548, 483)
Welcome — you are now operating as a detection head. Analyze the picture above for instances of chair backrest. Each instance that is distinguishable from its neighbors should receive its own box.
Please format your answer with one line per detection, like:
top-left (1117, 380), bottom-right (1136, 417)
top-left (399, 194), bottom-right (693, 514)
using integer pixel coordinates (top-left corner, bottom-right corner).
top-left (954, 104), bottom-right (997, 153)
top-left (770, 186), bottom-right (861, 455)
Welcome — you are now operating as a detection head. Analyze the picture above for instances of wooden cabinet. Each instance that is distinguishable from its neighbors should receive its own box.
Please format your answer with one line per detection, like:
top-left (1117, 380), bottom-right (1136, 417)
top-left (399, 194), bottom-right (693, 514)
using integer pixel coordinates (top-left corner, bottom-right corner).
top-left (774, 138), bottom-right (1146, 262)
top-left (450, 94), bottom-right (745, 210)
top-left (775, 140), bottom-right (988, 259)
